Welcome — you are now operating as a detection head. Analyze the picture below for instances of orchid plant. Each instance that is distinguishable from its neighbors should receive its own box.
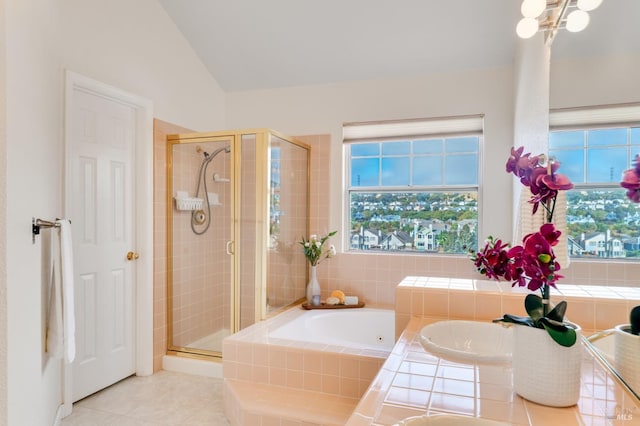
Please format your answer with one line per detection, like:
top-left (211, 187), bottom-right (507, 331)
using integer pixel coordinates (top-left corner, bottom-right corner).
top-left (621, 154), bottom-right (640, 202)
top-left (300, 231), bottom-right (337, 266)
top-left (470, 146), bottom-right (577, 347)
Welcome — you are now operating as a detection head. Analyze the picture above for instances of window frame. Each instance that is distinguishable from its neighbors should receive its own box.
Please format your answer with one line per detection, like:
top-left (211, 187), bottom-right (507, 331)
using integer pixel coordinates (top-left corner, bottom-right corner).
top-left (343, 118), bottom-right (483, 256)
top-left (549, 105), bottom-right (640, 261)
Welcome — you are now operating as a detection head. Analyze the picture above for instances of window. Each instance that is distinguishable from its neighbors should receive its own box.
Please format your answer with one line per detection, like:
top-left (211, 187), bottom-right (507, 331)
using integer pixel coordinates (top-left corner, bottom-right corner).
top-left (344, 116), bottom-right (482, 255)
top-left (549, 105), bottom-right (640, 259)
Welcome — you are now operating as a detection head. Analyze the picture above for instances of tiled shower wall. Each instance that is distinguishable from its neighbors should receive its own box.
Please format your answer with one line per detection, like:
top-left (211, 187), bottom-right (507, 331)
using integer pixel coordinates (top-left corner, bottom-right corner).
top-left (238, 135), bottom-right (257, 330)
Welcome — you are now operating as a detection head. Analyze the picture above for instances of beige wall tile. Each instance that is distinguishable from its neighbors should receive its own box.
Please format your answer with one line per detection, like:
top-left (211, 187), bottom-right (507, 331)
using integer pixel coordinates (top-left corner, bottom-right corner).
top-left (565, 298), bottom-right (595, 331)
top-left (449, 291), bottom-right (475, 320)
top-left (321, 375), bottom-right (341, 395)
top-left (322, 354), bottom-right (341, 376)
top-left (341, 377), bottom-right (361, 398)
top-left (339, 357), bottom-right (360, 380)
top-left (303, 371), bottom-right (323, 392)
top-left (474, 293), bottom-right (502, 321)
top-left (595, 300), bottom-right (628, 330)
top-left (423, 291), bottom-right (449, 318)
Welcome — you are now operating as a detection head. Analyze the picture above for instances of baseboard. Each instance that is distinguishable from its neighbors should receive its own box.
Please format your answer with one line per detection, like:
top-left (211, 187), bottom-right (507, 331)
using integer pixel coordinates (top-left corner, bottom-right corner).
top-left (162, 354), bottom-right (223, 378)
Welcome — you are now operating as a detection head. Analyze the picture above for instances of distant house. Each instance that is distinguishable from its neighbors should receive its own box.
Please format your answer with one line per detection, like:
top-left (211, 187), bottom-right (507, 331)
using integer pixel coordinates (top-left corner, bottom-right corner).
top-left (623, 236), bottom-right (640, 252)
top-left (413, 223), bottom-right (438, 251)
top-left (380, 230), bottom-right (413, 250)
top-left (567, 236), bottom-right (584, 257)
top-left (350, 228), bottom-right (382, 250)
top-left (579, 231), bottom-right (626, 258)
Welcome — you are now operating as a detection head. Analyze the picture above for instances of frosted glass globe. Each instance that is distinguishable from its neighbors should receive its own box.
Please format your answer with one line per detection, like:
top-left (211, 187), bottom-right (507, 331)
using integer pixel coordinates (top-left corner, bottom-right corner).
top-left (521, 0), bottom-right (546, 18)
top-left (577, 0), bottom-right (603, 12)
top-left (566, 10), bottom-right (590, 32)
top-left (516, 17), bottom-right (539, 39)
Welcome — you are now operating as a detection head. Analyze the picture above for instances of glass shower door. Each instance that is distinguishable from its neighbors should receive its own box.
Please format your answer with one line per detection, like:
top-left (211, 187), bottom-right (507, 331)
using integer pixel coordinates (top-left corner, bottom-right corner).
top-left (168, 136), bottom-right (233, 356)
top-left (166, 129), bottom-right (310, 357)
top-left (265, 133), bottom-right (309, 315)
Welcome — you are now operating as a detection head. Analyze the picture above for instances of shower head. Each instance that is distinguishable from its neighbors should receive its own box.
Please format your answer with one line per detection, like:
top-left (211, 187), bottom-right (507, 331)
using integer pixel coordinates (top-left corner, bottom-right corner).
top-left (210, 146), bottom-right (231, 158)
top-left (200, 145), bottom-right (230, 167)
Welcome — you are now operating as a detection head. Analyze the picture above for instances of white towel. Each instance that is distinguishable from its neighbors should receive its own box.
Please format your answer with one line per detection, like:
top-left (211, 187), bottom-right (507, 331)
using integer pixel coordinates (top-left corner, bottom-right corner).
top-left (57, 219), bottom-right (76, 363)
top-left (46, 230), bottom-right (63, 359)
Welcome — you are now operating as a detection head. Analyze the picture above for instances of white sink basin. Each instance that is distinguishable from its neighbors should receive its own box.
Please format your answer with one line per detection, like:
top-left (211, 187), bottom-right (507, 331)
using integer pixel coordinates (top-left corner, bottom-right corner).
top-left (419, 320), bottom-right (513, 364)
top-left (394, 414), bottom-right (509, 425)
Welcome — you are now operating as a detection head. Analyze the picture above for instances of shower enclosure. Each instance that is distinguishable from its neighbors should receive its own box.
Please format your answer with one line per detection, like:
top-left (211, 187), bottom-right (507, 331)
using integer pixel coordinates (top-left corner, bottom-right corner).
top-left (167, 129), bottom-right (310, 358)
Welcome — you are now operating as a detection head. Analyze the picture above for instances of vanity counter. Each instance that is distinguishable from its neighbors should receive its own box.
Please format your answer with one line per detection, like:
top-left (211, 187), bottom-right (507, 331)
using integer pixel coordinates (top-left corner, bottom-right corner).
top-left (346, 316), bottom-right (640, 425)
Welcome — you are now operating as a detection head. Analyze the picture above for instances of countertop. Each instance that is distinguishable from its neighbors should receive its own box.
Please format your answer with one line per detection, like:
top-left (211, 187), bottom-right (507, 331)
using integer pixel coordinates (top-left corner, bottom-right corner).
top-left (346, 317), bottom-right (640, 425)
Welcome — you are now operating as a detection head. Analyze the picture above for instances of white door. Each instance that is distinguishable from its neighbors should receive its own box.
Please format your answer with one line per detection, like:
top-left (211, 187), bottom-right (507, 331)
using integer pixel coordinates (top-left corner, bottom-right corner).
top-left (68, 86), bottom-right (136, 402)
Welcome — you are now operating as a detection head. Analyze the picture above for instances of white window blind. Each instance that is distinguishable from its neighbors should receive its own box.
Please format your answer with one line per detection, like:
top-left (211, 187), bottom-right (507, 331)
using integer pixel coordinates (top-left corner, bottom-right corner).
top-left (343, 114), bottom-right (484, 143)
top-left (550, 103), bottom-right (640, 128)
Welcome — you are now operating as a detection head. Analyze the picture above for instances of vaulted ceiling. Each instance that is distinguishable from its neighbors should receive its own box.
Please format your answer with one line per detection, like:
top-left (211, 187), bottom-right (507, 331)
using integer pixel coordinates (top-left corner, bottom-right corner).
top-left (158, 0), bottom-right (640, 92)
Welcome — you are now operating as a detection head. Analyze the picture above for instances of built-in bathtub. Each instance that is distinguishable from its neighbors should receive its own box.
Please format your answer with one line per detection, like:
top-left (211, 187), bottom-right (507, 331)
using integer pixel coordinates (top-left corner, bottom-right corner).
top-left (222, 304), bottom-right (395, 425)
top-left (268, 308), bottom-right (395, 351)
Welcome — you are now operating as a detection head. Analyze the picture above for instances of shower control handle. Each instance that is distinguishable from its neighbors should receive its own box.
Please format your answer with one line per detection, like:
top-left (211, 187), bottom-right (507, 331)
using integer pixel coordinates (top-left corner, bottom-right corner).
top-left (226, 241), bottom-right (234, 255)
top-left (126, 251), bottom-right (140, 261)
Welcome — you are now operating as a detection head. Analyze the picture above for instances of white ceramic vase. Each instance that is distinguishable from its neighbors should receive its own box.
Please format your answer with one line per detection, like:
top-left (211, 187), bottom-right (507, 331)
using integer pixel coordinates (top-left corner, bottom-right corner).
top-left (513, 323), bottom-right (582, 407)
top-left (306, 265), bottom-right (321, 305)
top-left (614, 324), bottom-right (640, 393)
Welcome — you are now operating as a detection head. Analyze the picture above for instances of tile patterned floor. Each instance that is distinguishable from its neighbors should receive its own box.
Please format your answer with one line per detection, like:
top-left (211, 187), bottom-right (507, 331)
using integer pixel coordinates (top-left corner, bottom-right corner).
top-left (61, 370), bottom-right (230, 426)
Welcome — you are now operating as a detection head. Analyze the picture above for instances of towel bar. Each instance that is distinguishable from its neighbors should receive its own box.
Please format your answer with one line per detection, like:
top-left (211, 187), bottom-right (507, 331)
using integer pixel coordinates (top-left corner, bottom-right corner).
top-left (32, 217), bottom-right (71, 244)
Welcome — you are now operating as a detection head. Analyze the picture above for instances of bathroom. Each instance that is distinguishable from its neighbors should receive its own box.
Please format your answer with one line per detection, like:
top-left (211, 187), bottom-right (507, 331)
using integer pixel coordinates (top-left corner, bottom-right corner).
top-left (2, 1), bottom-right (640, 425)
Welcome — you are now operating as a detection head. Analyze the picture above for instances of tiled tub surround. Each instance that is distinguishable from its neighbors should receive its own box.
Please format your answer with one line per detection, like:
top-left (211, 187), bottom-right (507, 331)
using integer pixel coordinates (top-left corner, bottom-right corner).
top-left (394, 276), bottom-right (640, 339)
top-left (347, 316), bottom-right (640, 425)
top-left (222, 305), bottom-right (391, 425)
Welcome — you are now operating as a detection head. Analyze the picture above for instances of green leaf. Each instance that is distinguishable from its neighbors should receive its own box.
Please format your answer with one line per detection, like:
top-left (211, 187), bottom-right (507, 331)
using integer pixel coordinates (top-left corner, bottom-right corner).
top-left (547, 301), bottom-right (567, 323)
top-left (540, 317), bottom-right (567, 331)
top-left (497, 314), bottom-right (535, 327)
top-left (540, 318), bottom-right (577, 347)
top-left (524, 294), bottom-right (545, 323)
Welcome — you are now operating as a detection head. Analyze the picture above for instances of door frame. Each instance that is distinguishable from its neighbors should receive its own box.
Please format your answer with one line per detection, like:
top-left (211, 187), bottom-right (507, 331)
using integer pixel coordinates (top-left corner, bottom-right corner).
top-left (62, 71), bottom-right (154, 416)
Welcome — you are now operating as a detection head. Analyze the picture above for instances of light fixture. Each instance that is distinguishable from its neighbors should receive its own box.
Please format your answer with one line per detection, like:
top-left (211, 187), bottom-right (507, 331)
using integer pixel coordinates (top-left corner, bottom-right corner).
top-left (521, 0), bottom-right (547, 18)
top-left (566, 9), bottom-right (590, 32)
top-left (577, 0), bottom-right (603, 11)
top-left (517, 17), bottom-right (540, 39)
top-left (516, 0), bottom-right (603, 42)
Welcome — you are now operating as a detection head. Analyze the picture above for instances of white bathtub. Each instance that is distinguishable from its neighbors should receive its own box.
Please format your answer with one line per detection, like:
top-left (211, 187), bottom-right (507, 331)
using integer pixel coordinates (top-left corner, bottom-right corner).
top-left (268, 308), bottom-right (395, 351)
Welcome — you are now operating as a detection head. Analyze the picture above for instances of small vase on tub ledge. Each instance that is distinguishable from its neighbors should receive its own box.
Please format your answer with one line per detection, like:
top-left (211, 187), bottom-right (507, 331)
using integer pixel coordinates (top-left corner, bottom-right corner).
top-left (470, 146), bottom-right (582, 407)
top-left (300, 231), bottom-right (337, 306)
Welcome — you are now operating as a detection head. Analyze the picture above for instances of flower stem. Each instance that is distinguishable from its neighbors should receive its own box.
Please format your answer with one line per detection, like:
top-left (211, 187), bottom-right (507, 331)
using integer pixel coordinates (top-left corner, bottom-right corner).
top-left (541, 284), bottom-right (550, 316)
top-left (542, 195), bottom-right (556, 224)
top-left (541, 195), bottom-right (555, 316)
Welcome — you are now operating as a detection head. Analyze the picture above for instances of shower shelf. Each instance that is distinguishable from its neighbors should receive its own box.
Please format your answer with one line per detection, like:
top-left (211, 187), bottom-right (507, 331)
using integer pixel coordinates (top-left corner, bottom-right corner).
top-left (175, 197), bottom-right (203, 211)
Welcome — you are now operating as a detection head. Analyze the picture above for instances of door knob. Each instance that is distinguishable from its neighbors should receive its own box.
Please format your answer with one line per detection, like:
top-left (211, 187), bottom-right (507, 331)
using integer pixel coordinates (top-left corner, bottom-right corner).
top-left (126, 251), bottom-right (140, 261)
